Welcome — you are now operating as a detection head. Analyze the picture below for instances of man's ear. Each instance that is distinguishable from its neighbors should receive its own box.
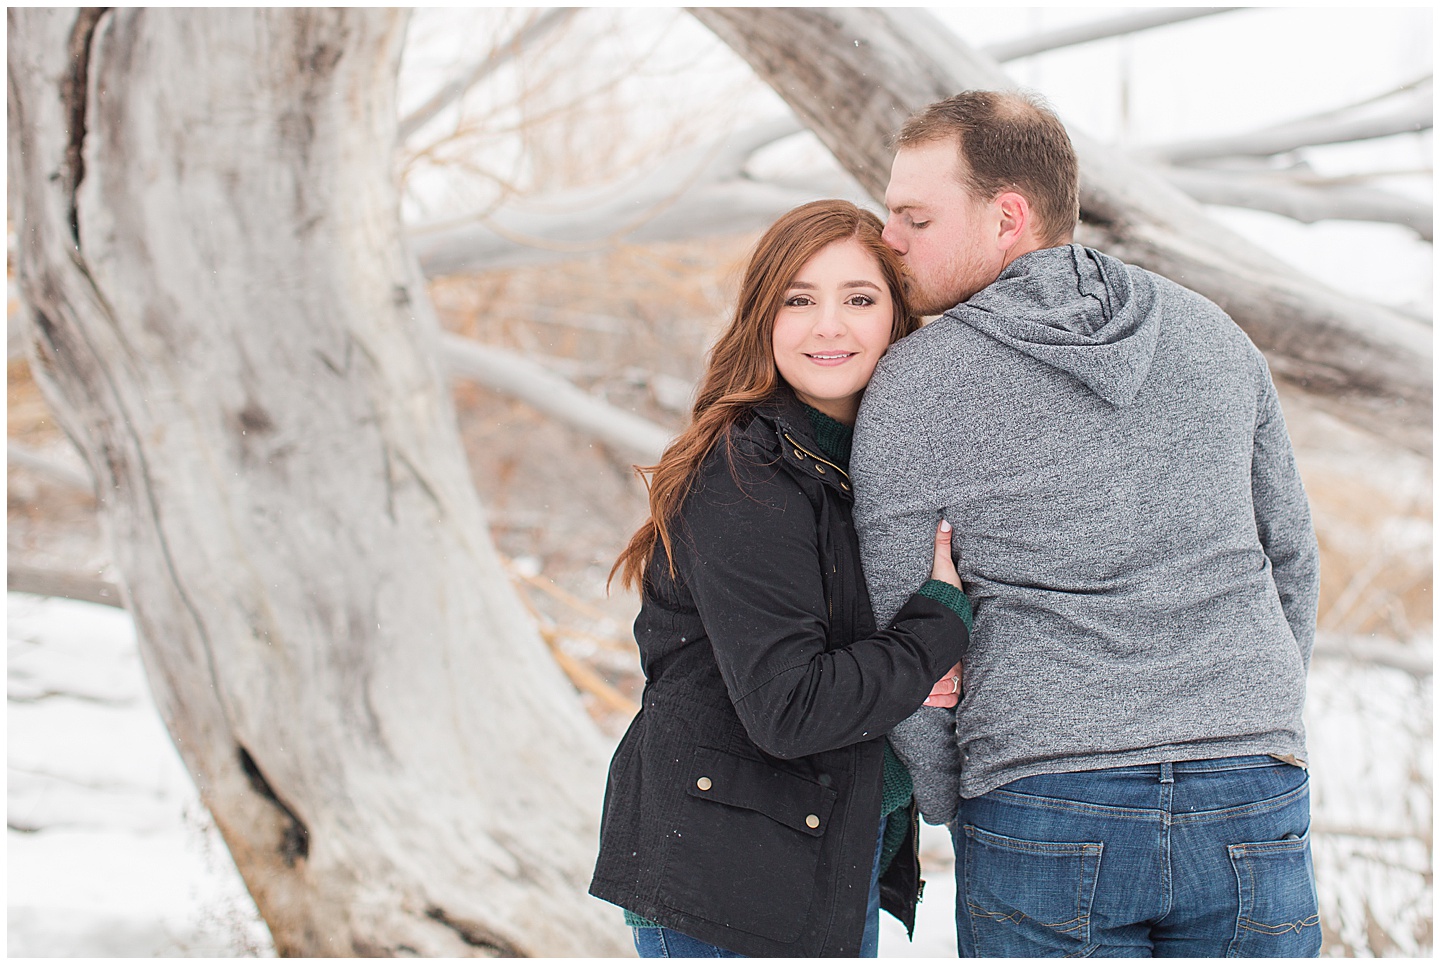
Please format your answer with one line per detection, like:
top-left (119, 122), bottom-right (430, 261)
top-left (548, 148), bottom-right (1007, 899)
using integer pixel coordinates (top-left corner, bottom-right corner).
top-left (993, 191), bottom-right (1031, 251)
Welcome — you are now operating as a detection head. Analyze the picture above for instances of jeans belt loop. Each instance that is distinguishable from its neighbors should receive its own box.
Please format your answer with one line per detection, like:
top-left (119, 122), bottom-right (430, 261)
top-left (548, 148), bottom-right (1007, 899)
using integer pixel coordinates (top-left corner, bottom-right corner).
top-left (1159, 761), bottom-right (1175, 784)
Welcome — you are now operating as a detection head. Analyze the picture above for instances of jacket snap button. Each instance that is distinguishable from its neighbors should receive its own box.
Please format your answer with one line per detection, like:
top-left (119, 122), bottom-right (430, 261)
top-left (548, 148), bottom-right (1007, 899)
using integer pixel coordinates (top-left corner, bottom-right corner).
top-left (793, 448), bottom-right (805, 460)
top-left (696, 776), bottom-right (712, 791)
top-left (840, 482), bottom-right (850, 491)
top-left (815, 464), bottom-right (826, 474)
top-left (805, 814), bottom-right (820, 829)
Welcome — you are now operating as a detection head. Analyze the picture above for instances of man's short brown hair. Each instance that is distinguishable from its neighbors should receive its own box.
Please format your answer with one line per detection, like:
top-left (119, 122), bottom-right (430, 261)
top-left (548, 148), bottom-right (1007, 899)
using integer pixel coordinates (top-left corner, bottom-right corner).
top-left (897, 91), bottom-right (1079, 247)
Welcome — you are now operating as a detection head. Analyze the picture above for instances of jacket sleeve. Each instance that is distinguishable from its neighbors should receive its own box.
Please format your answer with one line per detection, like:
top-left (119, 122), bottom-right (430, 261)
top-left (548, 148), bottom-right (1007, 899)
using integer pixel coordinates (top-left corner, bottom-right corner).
top-left (673, 441), bottom-right (969, 761)
top-left (1250, 360), bottom-right (1320, 669)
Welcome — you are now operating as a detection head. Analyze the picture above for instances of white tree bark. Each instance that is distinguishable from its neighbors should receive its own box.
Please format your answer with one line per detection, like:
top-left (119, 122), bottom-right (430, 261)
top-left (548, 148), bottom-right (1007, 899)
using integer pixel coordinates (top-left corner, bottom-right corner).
top-left (8, 7), bottom-right (625, 956)
top-left (689, 6), bottom-right (1432, 455)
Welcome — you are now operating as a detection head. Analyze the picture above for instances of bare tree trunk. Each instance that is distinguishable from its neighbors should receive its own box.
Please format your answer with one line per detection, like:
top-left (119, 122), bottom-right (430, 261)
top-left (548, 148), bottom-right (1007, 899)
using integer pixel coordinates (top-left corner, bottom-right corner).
top-left (690, 6), bottom-right (1431, 456)
top-left (8, 7), bottom-right (625, 956)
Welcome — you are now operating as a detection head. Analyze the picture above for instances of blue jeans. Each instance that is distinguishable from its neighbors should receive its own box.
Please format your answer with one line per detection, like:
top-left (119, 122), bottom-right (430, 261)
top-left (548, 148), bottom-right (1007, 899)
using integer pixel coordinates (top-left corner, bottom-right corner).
top-left (633, 818), bottom-right (888, 957)
top-left (632, 928), bottom-right (746, 958)
top-left (951, 755), bottom-right (1321, 957)
top-left (859, 812), bottom-right (885, 956)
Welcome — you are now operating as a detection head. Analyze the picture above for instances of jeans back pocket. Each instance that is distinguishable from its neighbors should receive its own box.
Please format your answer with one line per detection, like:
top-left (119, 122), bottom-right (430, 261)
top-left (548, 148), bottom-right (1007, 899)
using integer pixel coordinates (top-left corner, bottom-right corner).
top-left (1226, 827), bottom-right (1322, 957)
top-left (962, 823), bottom-right (1103, 957)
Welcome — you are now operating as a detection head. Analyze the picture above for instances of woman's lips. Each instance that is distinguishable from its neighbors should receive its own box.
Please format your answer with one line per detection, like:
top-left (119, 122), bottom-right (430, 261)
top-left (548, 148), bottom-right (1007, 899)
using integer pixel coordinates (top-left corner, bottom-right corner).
top-left (804, 352), bottom-right (857, 366)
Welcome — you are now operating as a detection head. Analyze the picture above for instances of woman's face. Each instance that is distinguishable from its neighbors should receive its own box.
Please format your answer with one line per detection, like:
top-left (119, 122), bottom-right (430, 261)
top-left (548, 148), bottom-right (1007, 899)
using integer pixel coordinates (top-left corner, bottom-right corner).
top-left (772, 238), bottom-right (896, 426)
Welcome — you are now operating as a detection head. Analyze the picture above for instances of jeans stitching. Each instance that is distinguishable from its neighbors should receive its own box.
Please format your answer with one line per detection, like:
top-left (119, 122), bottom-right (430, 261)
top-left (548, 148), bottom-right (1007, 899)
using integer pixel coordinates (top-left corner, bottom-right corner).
top-left (986, 774), bottom-right (1308, 827)
top-left (962, 826), bottom-right (1101, 952)
top-left (1172, 755), bottom-right (1290, 774)
top-left (1174, 779), bottom-right (1308, 827)
top-left (987, 789), bottom-right (1157, 821)
top-left (1226, 825), bottom-right (1320, 954)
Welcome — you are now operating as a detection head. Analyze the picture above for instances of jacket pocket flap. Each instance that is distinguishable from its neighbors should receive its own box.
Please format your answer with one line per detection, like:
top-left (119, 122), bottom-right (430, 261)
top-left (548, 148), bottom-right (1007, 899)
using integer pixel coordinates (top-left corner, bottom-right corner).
top-left (687, 746), bottom-right (837, 837)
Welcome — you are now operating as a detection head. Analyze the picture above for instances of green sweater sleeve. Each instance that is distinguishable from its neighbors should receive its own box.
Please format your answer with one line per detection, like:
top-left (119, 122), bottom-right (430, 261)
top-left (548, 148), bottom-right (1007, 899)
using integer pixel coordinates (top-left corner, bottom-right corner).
top-left (917, 579), bottom-right (974, 629)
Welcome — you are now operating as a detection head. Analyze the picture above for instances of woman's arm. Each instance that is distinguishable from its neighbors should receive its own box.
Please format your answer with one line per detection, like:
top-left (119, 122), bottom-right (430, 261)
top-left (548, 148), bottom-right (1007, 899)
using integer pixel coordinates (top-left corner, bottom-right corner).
top-left (674, 447), bottom-right (968, 760)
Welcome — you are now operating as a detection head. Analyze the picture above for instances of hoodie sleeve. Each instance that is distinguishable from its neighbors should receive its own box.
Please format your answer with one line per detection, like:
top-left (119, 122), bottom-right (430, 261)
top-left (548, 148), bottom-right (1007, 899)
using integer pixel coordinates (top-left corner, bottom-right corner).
top-left (852, 354), bottom-right (968, 823)
top-left (851, 362), bottom-right (949, 631)
top-left (1250, 359), bottom-right (1320, 669)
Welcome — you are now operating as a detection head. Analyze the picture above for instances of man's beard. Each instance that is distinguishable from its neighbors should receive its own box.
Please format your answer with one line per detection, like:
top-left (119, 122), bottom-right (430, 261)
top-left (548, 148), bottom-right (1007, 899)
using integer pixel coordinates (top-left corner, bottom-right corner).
top-left (903, 272), bottom-right (968, 316)
top-left (901, 256), bottom-right (991, 315)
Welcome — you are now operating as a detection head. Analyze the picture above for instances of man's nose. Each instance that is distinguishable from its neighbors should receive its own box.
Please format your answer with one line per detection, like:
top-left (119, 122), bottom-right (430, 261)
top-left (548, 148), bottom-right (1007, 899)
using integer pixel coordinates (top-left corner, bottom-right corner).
top-left (881, 218), bottom-right (905, 254)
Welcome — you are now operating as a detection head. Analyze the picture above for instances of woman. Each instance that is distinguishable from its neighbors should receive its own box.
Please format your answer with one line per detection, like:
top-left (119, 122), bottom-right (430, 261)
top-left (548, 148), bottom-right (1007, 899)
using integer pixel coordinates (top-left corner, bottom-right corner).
top-left (589, 200), bottom-right (972, 957)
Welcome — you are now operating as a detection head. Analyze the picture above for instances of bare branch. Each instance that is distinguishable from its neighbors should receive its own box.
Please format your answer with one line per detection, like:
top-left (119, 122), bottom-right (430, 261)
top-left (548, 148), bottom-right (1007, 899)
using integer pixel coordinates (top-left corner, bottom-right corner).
top-left (407, 118), bottom-right (857, 274)
top-left (8, 564), bottom-right (123, 608)
top-left (439, 332), bottom-right (671, 463)
top-left (398, 8), bottom-right (577, 143)
top-left (7, 442), bottom-right (94, 494)
top-left (1163, 167), bottom-right (1433, 242)
top-left (1312, 634), bottom-right (1432, 679)
top-left (984, 8), bottom-right (1238, 62)
top-left (1150, 82), bottom-right (1432, 164)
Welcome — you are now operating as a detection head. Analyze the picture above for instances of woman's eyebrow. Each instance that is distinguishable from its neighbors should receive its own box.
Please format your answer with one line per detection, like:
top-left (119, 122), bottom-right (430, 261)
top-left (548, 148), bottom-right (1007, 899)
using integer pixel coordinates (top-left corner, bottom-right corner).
top-left (786, 280), bottom-right (883, 290)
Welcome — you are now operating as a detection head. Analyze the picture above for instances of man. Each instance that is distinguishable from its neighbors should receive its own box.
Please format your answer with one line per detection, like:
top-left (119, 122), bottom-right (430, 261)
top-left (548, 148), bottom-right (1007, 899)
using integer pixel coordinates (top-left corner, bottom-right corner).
top-left (851, 91), bottom-right (1322, 957)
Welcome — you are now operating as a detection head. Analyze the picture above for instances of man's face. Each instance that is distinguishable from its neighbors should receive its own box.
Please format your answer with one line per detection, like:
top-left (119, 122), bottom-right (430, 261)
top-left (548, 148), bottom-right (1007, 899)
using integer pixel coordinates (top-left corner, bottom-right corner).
top-left (882, 140), bottom-right (1006, 315)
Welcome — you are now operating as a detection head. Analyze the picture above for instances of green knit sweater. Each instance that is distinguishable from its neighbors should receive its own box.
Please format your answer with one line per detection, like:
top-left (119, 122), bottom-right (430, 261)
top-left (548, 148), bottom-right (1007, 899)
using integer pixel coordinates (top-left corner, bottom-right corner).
top-left (624, 406), bottom-right (972, 929)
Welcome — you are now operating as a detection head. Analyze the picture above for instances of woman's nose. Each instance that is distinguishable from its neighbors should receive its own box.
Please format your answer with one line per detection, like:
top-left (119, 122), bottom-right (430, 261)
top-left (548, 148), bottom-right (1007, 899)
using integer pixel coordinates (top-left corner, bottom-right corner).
top-left (814, 300), bottom-right (846, 336)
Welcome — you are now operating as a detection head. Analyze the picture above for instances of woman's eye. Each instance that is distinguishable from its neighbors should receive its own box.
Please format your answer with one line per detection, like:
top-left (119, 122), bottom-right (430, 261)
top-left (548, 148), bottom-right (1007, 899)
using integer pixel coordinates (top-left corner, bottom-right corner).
top-left (846, 294), bottom-right (876, 307)
top-left (784, 294), bottom-right (814, 307)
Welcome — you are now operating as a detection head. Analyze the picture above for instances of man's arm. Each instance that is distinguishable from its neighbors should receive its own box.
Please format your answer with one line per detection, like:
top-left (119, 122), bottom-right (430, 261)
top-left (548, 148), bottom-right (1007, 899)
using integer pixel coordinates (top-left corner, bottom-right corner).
top-left (852, 361), bottom-right (949, 629)
top-left (1250, 360), bottom-right (1320, 668)
top-left (853, 353), bottom-right (968, 823)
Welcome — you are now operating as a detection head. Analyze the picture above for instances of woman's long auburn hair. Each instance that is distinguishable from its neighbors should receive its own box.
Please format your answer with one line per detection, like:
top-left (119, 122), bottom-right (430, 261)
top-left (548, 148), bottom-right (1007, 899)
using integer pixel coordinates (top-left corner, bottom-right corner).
top-left (610, 199), bottom-right (920, 593)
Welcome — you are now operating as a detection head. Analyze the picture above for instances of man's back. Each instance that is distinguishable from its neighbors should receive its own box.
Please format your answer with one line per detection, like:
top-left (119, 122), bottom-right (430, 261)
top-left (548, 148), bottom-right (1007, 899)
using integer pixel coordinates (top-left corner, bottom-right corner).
top-left (853, 244), bottom-right (1319, 800)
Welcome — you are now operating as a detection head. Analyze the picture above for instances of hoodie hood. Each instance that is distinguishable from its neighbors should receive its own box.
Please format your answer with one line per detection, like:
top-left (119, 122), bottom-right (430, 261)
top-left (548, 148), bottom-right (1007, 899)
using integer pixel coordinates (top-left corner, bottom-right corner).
top-left (946, 244), bottom-right (1161, 407)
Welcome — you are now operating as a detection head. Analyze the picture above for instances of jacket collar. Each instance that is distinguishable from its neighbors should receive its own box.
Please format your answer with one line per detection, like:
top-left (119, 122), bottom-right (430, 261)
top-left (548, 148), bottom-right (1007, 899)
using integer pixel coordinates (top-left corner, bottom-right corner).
top-left (750, 388), bottom-right (854, 496)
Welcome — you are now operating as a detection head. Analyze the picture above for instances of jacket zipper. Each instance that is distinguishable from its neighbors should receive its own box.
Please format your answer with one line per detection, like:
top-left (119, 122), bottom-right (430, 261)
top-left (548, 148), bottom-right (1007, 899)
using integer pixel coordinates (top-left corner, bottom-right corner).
top-left (910, 797), bottom-right (925, 903)
top-left (781, 433), bottom-right (845, 625)
top-left (782, 432), bottom-right (852, 488)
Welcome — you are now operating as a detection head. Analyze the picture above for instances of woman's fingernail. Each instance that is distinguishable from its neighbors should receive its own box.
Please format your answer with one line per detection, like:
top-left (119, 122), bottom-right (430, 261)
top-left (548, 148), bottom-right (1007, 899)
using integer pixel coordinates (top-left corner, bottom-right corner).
top-left (940, 519), bottom-right (952, 533)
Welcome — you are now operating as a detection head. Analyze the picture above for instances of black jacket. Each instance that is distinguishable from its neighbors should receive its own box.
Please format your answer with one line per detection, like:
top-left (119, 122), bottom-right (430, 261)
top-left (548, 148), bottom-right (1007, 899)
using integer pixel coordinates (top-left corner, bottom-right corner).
top-left (589, 391), bottom-right (969, 956)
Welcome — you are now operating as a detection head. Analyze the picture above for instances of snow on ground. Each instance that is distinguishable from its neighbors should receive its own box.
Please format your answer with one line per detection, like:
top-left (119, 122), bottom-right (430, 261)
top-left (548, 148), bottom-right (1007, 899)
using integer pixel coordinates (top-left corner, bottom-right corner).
top-left (7, 592), bottom-right (1432, 957)
top-left (7, 593), bottom-right (273, 957)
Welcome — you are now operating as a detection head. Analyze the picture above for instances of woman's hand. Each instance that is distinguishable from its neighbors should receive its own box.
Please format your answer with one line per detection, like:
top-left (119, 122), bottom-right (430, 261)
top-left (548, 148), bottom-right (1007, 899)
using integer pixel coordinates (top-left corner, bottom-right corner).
top-left (923, 661), bottom-right (964, 708)
top-left (924, 519), bottom-right (964, 708)
top-left (929, 518), bottom-right (962, 590)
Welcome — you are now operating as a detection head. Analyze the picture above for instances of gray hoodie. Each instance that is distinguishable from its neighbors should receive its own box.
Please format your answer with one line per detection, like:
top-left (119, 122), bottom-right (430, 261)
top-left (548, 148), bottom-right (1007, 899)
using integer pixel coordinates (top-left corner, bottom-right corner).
top-left (852, 244), bottom-right (1319, 820)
